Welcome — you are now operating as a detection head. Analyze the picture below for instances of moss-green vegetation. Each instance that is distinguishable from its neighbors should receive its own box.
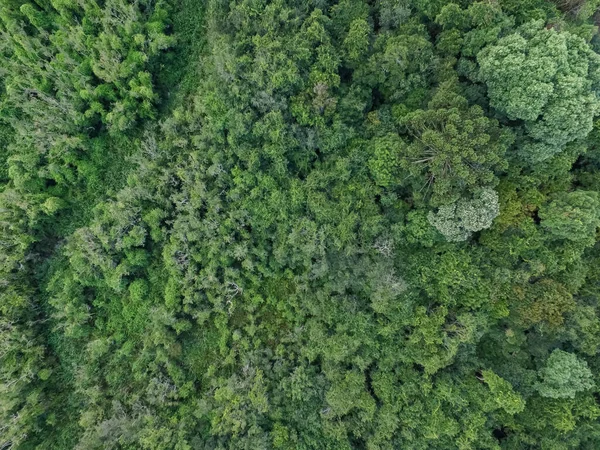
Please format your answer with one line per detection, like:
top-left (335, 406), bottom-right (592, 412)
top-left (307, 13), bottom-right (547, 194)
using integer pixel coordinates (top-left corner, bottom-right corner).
top-left (2, 1), bottom-right (600, 449)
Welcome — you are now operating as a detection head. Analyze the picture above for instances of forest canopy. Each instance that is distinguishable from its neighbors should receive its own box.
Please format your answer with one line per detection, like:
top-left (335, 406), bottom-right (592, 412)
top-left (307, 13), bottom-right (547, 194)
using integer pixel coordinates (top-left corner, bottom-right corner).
top-left (2, 0), bottom-right (600, 449)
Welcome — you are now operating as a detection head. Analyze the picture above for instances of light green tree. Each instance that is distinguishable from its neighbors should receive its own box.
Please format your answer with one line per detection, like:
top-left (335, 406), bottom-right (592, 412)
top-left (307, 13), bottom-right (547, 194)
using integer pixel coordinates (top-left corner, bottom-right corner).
top-left (478, 21), bottom-right (600, 161)
top-left (428, 188), bottom-right (500, 241)
top-left (535, 349), bottom-right (594, 399)
top-left (482, 370), bottom-right (526, 414)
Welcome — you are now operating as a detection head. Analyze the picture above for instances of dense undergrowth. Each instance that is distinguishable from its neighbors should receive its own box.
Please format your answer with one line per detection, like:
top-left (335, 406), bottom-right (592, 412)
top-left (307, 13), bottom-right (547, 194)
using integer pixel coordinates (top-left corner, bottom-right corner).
top-left (2, 0), bottom-right (600, 449)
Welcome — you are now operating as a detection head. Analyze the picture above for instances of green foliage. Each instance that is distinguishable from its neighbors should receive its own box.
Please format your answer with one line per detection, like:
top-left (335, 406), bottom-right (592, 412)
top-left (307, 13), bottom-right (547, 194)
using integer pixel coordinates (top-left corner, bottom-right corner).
top-left (368, 133), bottom-right (405, 187)
top-left (0, 0), bottom-right (174, 192)
top-left (516, 278), bottom-right (576, 327)
top-left (540, 190), bottom-right (600, 245)
top-left (398, 81), bottom-right (513, 206)
top-left (428, 188), bottom-right (500, 241)
top-left (552, 0), bottom-right (600, 20)
top-left (478, 20), bottom-right (600, 161)
top-left (325, 370), bottom-right (376, 418)
top-left (536, 349), bottom-right (594, 399)
top-left (482, 369), bottom-right (525, 414)
top-left (2, 1), bottom-right (600, 449)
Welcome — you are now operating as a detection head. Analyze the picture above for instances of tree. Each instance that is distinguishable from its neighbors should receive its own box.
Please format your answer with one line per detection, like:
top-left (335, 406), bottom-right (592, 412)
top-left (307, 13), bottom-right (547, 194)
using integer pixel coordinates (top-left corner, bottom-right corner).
top-left (516, 278), bottom-right (576, 328)
top-left (428, 188), bottom-right (500, 242)
top-left (399, 81), bottom-right (512, 206)
top-left (539, 190), bottom-right (600, 246)
top-left (482, 369), bottom-right (525, 414)
top-left (478, 21), bottom-right (600, 161)
top-left (535, 349), bottom-right (594, 399)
